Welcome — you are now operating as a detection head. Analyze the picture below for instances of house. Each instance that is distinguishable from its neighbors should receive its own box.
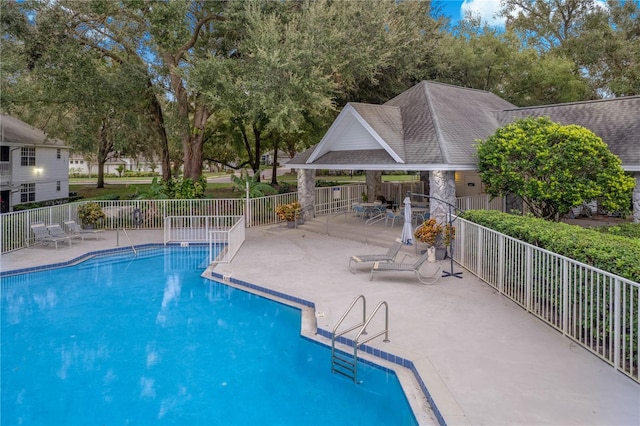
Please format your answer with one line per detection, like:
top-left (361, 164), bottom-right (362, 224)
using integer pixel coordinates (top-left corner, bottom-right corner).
top-left (0, 115), bottom-right (70, 213)
top-left (69, 153), bottom-right (162, 176)
top-left (289, 81), bottom-right (640, 222)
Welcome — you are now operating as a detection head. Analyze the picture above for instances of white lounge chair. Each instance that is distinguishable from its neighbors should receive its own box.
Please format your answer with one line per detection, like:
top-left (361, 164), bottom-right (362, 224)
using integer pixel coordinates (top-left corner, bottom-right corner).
top-left (349, 239), bottom-right (403, 273)
top-left (370, 250), bottom-right (441, 284)
top-left (30, 222), bottom-right (71, 249)
top-left (47, 223), bottom-right (83, 242)
top-left (64, 220), bottom-right (105, 240)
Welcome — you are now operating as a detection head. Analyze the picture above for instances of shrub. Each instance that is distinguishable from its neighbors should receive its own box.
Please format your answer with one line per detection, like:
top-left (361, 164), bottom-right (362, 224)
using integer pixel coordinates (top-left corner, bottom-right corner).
top-left (462, 210), bottom-right (640, 282)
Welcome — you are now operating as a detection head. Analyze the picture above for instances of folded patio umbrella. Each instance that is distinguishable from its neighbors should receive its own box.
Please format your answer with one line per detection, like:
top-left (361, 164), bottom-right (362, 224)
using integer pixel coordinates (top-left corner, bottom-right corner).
top-left (400, 196), bottom-right (413, 245)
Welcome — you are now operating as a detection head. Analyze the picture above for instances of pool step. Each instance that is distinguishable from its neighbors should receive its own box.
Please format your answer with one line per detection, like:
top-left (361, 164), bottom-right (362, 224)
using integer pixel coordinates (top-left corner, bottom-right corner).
top-left (331, 352), bottom-right (357, 381)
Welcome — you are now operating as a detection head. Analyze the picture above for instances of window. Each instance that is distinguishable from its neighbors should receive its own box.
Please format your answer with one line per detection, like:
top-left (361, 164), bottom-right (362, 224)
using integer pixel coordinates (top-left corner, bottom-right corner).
top-left (0, 145), bottom-right (8, 162)
top-left (57, 149), bottom-right (61, 159)
top-left (21, 147), bottom-right (35, 166)
top-left (21, 183), bottom-right (35, 203)
top-left (56, 181), bottom-right (61, 191)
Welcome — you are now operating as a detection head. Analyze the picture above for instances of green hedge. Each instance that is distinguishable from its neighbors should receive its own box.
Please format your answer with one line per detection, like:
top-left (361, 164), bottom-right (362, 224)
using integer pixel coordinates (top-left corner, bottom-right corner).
top-left (462, 210), bottom-right (640, 283)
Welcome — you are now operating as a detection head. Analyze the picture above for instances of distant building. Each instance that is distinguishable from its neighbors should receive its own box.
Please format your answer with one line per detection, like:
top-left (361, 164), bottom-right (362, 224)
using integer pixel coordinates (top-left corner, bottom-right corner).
top-left (0, 115), bottom-right (70, 213)
top-left (69, 154), bottom-right (161, 176)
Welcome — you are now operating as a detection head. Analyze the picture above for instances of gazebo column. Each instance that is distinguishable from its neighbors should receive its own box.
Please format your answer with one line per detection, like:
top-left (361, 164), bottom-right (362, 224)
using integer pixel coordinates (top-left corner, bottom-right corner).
top-left (366, 170), bottom-right (382, 202)
top-left (633, 172), bottom-right (640, 223)
top-left (297, 169), bottom-right (316, 221)
top-left (429, 170), bottom-right (456, 225)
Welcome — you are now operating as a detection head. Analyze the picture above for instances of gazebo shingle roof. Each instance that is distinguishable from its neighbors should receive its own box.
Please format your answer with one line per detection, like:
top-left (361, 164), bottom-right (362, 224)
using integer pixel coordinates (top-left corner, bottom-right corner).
top-left (494, 97), bottom-right (640, 168)
top-left (289, 81), bottom-right (639, 172)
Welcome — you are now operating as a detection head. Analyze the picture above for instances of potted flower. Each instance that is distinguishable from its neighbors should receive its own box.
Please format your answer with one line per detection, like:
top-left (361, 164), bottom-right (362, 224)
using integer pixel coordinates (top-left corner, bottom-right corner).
top-left (77, 201), bottom-right (106, 229)
top-left (414, 218), bottom-right (445, 262)
top-left (275, 201), bottom-right (301, 227)
top-left (414, 218), bottom-right (443, 246)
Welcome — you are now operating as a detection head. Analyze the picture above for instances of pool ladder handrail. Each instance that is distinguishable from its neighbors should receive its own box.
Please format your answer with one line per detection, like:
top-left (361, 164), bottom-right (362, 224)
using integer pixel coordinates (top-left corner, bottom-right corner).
top-left (331, 295), bottom-right (389, 383)
top-left (117, 228), bottom-right (138, 257)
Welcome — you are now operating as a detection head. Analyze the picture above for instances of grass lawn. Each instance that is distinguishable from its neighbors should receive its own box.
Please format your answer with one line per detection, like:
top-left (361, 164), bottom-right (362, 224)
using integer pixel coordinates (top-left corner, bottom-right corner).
top-left (70, 172), bottom-right (420, 200)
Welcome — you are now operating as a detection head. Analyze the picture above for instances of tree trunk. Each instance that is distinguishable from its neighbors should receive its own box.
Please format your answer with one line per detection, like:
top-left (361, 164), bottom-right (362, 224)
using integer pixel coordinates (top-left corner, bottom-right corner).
top-left (271, 141), bottom-right (279, 185)
top-left (145, 83), bottom-right (171, 181)
top-left (96, 123), bottom-right (112, 189)
top-left (165, 53), bottom-right (211, 181)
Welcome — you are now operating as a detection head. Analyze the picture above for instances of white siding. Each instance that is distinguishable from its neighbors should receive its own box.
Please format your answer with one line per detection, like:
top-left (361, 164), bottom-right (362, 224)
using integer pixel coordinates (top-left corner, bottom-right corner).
top-left (9, 145), bottom-right (69, 206)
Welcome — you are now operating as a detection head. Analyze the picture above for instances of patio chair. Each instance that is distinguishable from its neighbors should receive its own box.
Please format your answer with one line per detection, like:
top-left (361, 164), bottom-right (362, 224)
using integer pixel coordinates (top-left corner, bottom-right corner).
top-left (349, 239), bottom-right (404, 273)
top-left (30, 222), bottom-right (72, 249)
top-left (47, 223), bottom-right (84, 243)
top-left (64, 219), bottom-right (105, 240)
top-left (370, 250), bottom-right (441, 284)
top-left (385, 209), bottom-right (404, 227)
top-left (352, 203), bottom-right (366, 219)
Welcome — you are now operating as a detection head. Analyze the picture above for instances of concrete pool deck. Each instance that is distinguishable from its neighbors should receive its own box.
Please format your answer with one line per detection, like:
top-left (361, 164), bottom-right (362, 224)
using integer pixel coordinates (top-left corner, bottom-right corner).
top-left (1, 225), bottom-right (639, 425)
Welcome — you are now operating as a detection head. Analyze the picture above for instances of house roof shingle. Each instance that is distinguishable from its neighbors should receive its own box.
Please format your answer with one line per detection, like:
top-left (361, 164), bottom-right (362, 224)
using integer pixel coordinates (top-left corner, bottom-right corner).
top-left (0, 115), bottom-right (66, 147)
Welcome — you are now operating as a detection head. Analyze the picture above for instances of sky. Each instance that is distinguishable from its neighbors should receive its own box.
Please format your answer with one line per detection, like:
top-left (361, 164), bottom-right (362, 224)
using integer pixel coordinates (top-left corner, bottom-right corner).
top-left (434, 0), bottom-right (506, 27)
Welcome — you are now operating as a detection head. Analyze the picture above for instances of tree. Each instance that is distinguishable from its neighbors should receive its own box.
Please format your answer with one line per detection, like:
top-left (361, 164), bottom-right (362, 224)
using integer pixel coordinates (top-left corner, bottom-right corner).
top-left (432, 14), bottom-right (590, 106)
top-left (192, 0), bottom-right (442, 180)
top-left (477, 117), bottom-right (635, 220)
top-left (500, 0), bottom-right (640, 97)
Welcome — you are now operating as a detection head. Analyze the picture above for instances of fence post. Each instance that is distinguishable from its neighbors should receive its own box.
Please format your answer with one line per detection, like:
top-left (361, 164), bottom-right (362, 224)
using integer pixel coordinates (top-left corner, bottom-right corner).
top-left (245, 182), bottom-right (251, 228)
top-left (613, 278), bottom-right (621, 372)
top-left (525, 246), bottom-right (532, 312)
top-left (562, 259), bottom-right (569, 336)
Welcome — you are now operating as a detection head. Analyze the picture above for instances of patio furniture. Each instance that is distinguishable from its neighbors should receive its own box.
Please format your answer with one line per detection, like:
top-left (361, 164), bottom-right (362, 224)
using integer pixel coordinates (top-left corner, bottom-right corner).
top-left (385, 209), bottom-right (404, 227)
top-left (370, 250), bottom-right (441, 284)
top-left (412, 208), bottom-right (430, 225)
top-left (352, 203), bottom-right (366, 219)
top-left (47, 223), bottom-right (83, 242)
top-left (30, 222), bottom-right (72, 249)
top-left (349, 239), bottom-right (404, 273)
top-left (64, 220), bottom-right (105, 240)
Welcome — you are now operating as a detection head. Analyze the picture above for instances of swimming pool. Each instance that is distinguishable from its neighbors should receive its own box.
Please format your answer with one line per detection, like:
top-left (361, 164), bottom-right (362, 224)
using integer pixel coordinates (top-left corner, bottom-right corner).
top-left (1, 246), bottom-right (417, 425)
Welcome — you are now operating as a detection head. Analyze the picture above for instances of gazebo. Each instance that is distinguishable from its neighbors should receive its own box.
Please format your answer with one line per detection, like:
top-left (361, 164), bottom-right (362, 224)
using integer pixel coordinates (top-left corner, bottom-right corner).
top-left (288, 81), bottom-right (640, 223)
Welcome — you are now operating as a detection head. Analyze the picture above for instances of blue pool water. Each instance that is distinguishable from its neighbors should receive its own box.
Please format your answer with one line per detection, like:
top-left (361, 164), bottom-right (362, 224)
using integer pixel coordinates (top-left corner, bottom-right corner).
top-left (1, 247), bottom-right (417, 425)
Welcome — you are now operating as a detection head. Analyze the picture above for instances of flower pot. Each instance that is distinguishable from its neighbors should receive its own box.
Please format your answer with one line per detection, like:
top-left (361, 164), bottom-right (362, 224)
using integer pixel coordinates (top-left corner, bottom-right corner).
top-left (287, 220), bottom-right (296, 229)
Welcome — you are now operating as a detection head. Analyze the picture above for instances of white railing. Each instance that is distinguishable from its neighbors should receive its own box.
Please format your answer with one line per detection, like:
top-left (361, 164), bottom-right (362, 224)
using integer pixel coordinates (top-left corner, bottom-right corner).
top-left (1, 188), bottom-right (500, 253)
top-left (453, 217), bottom-right (639, 383)
top-left (315, 184), bottom-right (367, 215)
top-left (456, 194), bottom-right (505, 212)
top-left (162, 215), bottom-right (245, 265)
top-left (209, 216), bottom-right (245, 264)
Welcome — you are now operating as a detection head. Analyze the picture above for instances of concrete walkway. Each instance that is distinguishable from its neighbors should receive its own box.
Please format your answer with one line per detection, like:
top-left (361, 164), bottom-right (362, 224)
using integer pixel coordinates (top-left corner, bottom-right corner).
top-left (1, 226), bottom-right (639, 425)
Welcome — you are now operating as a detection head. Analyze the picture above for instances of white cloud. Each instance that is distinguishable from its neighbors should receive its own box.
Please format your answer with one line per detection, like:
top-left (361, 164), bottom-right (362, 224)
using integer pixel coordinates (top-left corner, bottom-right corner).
top-left (461, 0), bottom-right (506, 27)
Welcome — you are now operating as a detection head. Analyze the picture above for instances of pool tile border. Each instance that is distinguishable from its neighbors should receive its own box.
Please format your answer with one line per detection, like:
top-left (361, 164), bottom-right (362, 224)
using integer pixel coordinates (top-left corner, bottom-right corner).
top-left (0, 243), bottom-right (204, 277)
top-left (211, 270), bottom-right (447, 426)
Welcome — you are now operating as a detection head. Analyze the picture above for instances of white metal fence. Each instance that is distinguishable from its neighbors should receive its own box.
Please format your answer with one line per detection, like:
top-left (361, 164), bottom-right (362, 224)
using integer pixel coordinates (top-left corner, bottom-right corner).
top-left (0, 185), bottom-right (496, 255)
top-left (161, 215), bottom-right (245, 264)
top-left (453, 217), bottom-right (639, 383)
